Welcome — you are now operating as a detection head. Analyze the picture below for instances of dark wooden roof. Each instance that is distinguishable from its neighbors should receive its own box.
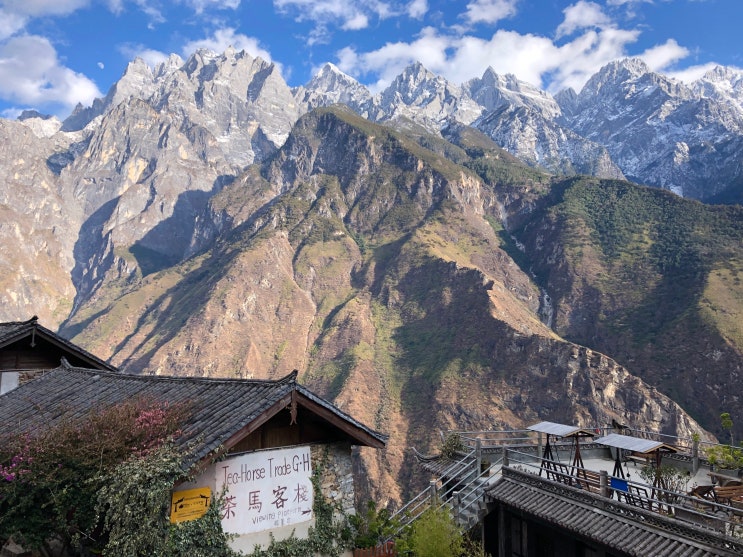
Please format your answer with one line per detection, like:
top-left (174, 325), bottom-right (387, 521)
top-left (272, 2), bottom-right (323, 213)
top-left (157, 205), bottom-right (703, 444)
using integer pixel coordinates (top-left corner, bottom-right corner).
top-left (486, 467), bottom-right (743, 557)
top-left (412, 447), bottom-right (475, 481)
top-left (0, 316), bottom-right (117, 371)
top-left (0, 363), bottom-right (387, 467)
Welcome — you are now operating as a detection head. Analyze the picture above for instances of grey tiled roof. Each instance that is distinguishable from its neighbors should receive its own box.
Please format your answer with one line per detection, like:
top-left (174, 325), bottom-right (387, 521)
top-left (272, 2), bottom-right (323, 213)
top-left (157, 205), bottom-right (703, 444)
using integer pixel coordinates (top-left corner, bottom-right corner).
top-left (413, 447), bottom-right (476, 480)
top-left (487, 467), bottom-right (743, 557)
top-left (0, 363), bottom-right (387, 467)
top-left (0, 316), bottom-right (117, 371)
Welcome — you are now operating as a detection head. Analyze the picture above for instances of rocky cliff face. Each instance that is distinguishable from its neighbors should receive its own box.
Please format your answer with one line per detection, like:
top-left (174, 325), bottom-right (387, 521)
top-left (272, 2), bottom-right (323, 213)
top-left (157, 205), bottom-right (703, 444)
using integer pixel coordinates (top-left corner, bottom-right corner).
top-left (0, 118), bottom-right (81, 326)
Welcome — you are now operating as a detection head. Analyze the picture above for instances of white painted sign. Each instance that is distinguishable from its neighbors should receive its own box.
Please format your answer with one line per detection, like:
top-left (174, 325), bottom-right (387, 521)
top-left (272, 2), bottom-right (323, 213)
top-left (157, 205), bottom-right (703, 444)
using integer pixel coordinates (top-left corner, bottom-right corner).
top-left (216, 446), bottom-right (313, 535)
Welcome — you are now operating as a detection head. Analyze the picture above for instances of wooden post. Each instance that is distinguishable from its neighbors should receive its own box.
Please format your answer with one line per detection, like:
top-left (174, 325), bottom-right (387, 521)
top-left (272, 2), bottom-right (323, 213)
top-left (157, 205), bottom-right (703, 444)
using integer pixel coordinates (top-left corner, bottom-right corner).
top-left (454, 490), bottom-right (462, 524)
top-left (537, 431), bottom-right (543, 461)
top-left (476, 437), bottom-right (482, 476)
top-left (692, 437), bottom-right (699, 474)
top-left (498, 505), bottom-right (507, 557)
top-left (429, 479), bottom-right (437, 505)
top-left (503, 447), bottom-right (509, 468)
top-left (600, 470), bottom-right (609, 498)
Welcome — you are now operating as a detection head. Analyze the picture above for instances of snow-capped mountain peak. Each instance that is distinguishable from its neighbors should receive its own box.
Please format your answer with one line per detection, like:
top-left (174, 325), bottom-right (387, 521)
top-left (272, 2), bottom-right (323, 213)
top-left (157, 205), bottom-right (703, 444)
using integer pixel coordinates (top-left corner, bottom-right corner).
top-left (465, 67), bottom-right (561, 120)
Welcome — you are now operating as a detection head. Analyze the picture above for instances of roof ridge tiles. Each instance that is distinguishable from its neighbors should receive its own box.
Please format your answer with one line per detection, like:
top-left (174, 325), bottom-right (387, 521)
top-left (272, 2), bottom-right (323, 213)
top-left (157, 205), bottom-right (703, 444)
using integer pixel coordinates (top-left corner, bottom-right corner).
top-left (56, 365), bottom-right (300, 387)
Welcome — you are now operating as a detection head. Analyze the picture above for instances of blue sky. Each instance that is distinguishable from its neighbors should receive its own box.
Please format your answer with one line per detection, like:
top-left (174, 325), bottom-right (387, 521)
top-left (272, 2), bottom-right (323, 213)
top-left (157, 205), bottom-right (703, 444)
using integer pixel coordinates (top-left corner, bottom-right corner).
top-left (0, 0), bottom-right (738, 119)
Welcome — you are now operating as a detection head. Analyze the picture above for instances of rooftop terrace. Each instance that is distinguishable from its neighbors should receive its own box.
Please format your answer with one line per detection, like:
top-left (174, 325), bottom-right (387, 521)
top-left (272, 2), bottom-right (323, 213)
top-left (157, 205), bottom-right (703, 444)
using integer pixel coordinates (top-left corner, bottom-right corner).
top-left (407, 424), bottom-right (743, 555)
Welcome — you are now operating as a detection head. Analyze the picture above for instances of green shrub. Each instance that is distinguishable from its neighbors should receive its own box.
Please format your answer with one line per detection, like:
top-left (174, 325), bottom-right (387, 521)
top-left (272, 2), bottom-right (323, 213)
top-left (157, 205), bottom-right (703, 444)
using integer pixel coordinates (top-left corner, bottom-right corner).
top-left (97, 442), bottom-right (237, 557)
top-left (350, 500), bottom-right (404, 549)
top-left (637, 464), bottom-right (690, 500)
top-left (399, 506), bottom-right (463, 557)
top-left (440, 433), bottom-right (466, 459)
top-left (705, 445), bottom-right (743, 469)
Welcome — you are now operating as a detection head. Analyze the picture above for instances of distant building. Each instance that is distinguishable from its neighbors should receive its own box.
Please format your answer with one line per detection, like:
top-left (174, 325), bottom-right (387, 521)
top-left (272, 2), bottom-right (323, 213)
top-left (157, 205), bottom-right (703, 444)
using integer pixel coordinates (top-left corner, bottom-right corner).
top-left (0, 316), bottom-right (116, 394)
top-left (0, 361), bottom-right (387, 553)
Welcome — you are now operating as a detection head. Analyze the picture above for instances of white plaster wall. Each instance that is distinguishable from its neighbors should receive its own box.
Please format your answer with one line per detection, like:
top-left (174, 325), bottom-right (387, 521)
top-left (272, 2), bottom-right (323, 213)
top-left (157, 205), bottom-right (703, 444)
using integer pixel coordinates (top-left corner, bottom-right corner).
top-left (175, 442), bottom-right (356, 555)
top-left (0, 371), bottom-right (19, 395)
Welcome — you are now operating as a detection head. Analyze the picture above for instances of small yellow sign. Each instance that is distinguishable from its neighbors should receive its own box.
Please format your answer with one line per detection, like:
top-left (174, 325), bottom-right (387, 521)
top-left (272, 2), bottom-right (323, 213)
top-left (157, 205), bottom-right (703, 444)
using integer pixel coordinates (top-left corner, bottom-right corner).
top-left (170, 487), bottom-right (212, 523)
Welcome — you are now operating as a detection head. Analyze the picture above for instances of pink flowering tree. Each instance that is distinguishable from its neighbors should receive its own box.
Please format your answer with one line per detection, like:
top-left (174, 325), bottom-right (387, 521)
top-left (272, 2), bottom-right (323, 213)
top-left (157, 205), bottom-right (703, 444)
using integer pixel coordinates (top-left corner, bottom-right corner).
top-left (0, 397), bottom-right (190, 555)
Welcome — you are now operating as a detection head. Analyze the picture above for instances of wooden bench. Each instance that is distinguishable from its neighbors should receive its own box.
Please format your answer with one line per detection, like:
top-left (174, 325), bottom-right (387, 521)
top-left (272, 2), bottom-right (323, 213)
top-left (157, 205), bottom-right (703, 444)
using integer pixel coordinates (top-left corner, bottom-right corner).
top-left (612, 480), bottom-right (650, 509)
top-left (574, 469), bottom-right (602, 493)
top-left (713, 485), bottom-right (743, 505)
top-left (708, 471), bottom-right (742, 487)
top-left (626, 454), bottom-right (650, 467)
top-left (542, 461), bottom-right (572, 483)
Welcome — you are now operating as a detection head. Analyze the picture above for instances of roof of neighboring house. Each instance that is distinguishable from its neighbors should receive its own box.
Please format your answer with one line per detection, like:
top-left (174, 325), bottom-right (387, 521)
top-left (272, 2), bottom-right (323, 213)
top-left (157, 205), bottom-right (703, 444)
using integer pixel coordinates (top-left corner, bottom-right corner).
top-left (0, 362), bottom-right (387, 467)
top-left (0, 316), bottom-right (117, 371)
top-left (486, 467), bottom-right (743, 557)
top-left (412, 447), bottom-right (476, 481)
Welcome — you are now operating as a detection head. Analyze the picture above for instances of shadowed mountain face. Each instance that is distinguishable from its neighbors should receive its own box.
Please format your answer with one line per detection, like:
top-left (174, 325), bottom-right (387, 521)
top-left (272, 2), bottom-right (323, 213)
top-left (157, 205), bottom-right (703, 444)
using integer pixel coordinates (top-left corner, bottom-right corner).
top-left (3, 50), bottom-right (743, 503)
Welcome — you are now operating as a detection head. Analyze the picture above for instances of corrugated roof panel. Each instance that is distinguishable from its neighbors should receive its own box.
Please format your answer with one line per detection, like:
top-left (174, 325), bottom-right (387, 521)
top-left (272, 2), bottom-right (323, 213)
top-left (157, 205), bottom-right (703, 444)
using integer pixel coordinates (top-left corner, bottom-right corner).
top-left (594, 433), bottom-right (677, 453)
top-left (527, 421), bottom-right (594, 438)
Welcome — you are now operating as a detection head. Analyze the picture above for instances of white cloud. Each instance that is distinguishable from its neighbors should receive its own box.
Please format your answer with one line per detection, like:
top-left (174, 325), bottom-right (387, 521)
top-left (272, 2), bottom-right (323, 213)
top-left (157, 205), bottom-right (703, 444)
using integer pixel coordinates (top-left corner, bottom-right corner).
top-left (548, 27), bottom-right (639, 91)
top-left (181, 28), bottom-right (282, 70)
top-left (97, 61), bottom-right (104, 69)
top-left (1, 0), bottom-right (90, 17)
top-left (338, 26), bottom-right (451, 91)
top-left (273, 0), bottom-right (395, 44)
top-left (666, 63), bottom-right (717, 84)
top-left (130, 0), bottom-right (166, 27)
top-left (0, 35), bottom-right (102, 113)
top-left (639, 39), bottom-right (689, 73)
top-left (463, 0), bottom-right (519, 25)
top-left (0, 9), bottom-right (27, 41)
top-left (105, 0), bottom-right (124, 14)
top-left (342, 13), bottom-right (369, 31)
top-left (407, 0), bottom-right (427, 19)
top-left (182, 0), bottom-right (242, 14)
top-left (275, 0), bottom-right (369, 28)
top-left (336, 24), bottom-right (654, 94)
top-left (556, 1), bottom-right (611, 39)
top-left (119, 43), bottom-right (170, 67)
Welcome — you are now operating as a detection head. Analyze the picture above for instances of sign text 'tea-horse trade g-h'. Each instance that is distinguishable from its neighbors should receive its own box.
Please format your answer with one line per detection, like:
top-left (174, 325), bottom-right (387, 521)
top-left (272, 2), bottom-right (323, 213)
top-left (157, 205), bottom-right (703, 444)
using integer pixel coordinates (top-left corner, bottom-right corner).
top-left (216, 446), bottom-right (313, 535)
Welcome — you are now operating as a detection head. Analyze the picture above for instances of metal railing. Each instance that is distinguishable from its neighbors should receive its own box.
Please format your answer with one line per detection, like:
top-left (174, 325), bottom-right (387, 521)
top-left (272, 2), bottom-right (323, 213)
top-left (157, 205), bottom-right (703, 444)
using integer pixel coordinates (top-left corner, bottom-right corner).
top-left (448, 456), bottom-right (504, 528)
top-left (503, 447), bottom-right (743, 540)
top-left (452, 426), bottom-right (702, 454)
top-left (387, 449), bottom-right (477, 533)
top-left (387, 449), bottom-right (504, 539)
top-left (387, 427), bottom-right (741, 545)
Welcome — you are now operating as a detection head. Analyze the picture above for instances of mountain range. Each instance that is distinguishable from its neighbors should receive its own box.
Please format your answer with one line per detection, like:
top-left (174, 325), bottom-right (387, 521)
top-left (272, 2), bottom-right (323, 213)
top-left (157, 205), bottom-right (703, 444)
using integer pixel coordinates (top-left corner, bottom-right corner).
top-left (2, 48), bottom-right (742, 502)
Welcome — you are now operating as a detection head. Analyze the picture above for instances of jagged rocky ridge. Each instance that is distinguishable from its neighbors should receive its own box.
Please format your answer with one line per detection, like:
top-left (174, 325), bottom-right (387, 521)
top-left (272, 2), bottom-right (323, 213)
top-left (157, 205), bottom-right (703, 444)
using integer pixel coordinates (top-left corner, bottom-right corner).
top-left (2, 48), bottom-right (743, 502)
